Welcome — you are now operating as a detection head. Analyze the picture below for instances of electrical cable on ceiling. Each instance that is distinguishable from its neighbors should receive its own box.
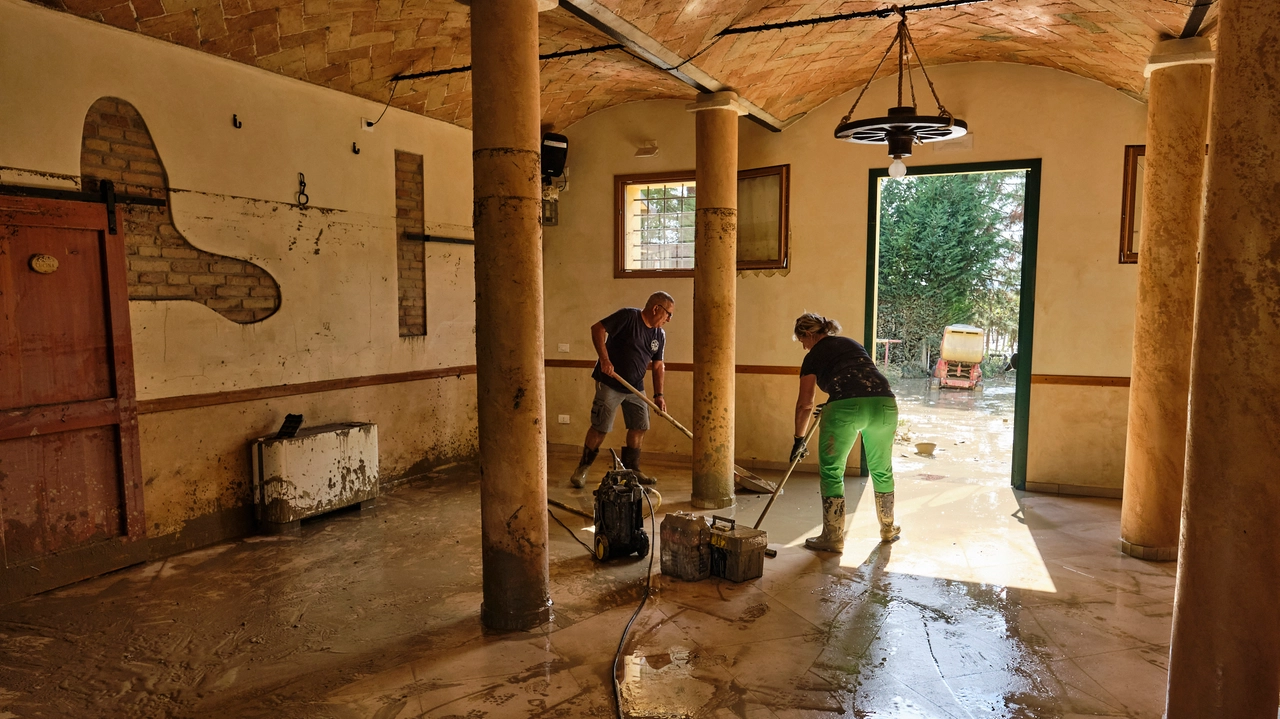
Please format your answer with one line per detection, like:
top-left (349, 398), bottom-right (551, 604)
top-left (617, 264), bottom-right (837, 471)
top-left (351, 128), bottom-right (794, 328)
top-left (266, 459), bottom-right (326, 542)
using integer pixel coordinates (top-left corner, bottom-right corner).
top-left (391, 44), bottom-right (623, 83)
top-left (715, 0), bottom-right (991, 36)
top-left (662, 0), bottom-right (988, 76)
top-left (389, 0), bottom-right (992, 87)
top-left (366, 79), bottom-right (400, 128)
top-left (672, 37), bottom-right (722, 71)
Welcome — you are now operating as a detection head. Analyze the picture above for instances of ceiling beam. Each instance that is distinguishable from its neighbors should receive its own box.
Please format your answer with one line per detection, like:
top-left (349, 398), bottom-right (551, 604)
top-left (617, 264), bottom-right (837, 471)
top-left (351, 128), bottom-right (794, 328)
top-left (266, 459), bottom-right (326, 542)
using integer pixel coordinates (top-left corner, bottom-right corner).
top-left (1180, 0), bottom-right (1214, 39)
top-left (557, 0), bottom-right (793, 132)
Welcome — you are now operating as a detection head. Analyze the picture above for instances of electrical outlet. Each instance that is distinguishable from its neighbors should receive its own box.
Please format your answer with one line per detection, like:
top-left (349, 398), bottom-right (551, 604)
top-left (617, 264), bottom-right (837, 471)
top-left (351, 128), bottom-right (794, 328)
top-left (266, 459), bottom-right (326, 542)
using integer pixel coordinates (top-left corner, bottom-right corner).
top-left (557, 343), bottom-right (570, 353)
top-left (557, 414), bottom-right (571, 424)
top-left (361, 118), bottom-right (376, 132)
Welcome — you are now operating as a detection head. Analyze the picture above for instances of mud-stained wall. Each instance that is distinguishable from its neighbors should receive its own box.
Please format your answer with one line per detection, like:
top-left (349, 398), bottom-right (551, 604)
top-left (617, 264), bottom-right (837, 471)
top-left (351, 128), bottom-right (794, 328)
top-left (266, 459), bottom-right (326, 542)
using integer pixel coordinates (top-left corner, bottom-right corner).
top-left (141, 376), bottom-right (478, 540)
top-left (0, 0), bottom-right (478, 547)
top-left (543, 63), bottom-right (1145, 491)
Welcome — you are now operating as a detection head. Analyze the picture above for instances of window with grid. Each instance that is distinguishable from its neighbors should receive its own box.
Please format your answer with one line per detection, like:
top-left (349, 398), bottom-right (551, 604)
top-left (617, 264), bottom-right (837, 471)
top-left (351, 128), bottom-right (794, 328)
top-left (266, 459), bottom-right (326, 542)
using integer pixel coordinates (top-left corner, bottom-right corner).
top-left (622, 179), bottom-right (697, 271)
top-left (614, 166), bottom-right (790, 277)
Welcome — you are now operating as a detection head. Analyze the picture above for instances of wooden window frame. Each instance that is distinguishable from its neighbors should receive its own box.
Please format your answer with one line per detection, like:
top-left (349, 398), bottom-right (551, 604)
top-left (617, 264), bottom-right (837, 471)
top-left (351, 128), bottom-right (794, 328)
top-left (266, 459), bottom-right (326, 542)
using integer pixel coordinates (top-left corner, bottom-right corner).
top-left (1119, 144), bottom-right (1144, 264)
top-left (614, 165), bottom-right (790, 278)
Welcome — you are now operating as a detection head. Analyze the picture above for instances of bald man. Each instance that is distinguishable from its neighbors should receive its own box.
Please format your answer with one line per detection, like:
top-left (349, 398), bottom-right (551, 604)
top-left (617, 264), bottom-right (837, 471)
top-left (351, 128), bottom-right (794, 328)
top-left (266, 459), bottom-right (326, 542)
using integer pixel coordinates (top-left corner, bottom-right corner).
top-left (568, 291), bottom-right (675, 488)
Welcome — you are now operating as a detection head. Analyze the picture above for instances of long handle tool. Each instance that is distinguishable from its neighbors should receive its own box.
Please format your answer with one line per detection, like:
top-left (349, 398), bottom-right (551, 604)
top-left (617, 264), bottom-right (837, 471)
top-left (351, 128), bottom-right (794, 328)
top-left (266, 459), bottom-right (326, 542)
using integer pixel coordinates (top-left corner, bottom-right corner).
top-left (607, 374), bottom-right (777, 493)
top-left (755, 405), bottom-right (825, 556)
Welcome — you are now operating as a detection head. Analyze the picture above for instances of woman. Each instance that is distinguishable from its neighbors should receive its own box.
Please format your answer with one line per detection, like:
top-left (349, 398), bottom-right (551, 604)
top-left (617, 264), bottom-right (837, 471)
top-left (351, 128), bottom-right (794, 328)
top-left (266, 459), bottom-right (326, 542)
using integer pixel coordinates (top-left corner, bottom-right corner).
top-left (791, 313), bottom-right (900, 551)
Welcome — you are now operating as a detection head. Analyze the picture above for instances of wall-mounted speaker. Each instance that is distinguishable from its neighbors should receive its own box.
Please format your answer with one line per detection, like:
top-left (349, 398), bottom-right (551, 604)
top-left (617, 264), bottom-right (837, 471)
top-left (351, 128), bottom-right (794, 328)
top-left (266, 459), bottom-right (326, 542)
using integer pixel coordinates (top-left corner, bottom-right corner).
top-left (541, 133), bottom-right (568, 179)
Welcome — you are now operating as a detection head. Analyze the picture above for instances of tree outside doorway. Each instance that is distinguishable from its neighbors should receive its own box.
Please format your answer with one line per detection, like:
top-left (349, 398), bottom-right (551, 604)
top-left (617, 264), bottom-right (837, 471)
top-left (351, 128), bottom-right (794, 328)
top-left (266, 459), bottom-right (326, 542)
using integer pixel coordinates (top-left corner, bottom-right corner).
top-left (871, 168), bottom-right (1030, 487)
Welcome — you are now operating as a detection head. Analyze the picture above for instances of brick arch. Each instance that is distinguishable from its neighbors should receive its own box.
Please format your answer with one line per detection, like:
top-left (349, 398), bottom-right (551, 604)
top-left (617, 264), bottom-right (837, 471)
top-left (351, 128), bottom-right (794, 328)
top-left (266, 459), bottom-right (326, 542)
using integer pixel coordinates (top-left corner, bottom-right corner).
top-left (80, 97), bottom-right (281, 323)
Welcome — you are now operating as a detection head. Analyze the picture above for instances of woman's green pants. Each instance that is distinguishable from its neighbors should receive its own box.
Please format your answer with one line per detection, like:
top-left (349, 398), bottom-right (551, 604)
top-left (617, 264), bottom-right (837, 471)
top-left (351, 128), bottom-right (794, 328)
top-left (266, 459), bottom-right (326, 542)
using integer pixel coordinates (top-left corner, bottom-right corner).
top-left (817, 396), bottom-right (898, 497)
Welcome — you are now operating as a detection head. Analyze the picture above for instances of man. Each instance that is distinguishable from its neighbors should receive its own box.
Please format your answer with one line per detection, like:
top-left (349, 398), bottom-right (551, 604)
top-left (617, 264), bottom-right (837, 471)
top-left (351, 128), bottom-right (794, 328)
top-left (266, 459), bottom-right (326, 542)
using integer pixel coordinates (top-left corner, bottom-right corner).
top-left (568, 291), bottom-right (675, 488)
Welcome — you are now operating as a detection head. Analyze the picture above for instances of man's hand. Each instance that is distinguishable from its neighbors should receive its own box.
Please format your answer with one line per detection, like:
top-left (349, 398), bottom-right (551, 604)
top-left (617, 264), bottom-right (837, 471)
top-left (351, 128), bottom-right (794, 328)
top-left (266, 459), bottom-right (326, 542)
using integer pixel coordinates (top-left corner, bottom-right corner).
top-left (600, 357), bottom-right (615, 377)
top-left (790, 436), bottom-right (809, 463)
top-left (655, 396), bottom-right (667, 413)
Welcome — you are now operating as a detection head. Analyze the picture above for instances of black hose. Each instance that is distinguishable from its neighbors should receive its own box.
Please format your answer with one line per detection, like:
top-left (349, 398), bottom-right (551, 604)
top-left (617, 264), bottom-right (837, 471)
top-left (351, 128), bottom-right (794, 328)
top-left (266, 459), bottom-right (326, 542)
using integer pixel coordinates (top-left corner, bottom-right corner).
top-left (612, 488), bottom-right (657, 719)
top-left (547, 485), bottom-right (658, 718)
top-left (548, 507), bottom-right (596, 555)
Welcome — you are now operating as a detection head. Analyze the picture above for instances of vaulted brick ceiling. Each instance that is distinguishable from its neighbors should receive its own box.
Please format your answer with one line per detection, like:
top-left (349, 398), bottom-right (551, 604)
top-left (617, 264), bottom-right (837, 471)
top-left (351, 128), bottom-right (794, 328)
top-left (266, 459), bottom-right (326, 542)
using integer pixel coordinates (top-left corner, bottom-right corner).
top-left (35, 0), bottom-right (1209, 131)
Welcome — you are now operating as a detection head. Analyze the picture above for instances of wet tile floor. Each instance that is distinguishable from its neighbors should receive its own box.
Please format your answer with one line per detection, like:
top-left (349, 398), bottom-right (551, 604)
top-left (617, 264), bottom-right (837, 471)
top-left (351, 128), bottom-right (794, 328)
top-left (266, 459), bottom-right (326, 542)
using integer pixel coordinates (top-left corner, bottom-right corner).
top-left (0, 452), bottom-right (1177, 718)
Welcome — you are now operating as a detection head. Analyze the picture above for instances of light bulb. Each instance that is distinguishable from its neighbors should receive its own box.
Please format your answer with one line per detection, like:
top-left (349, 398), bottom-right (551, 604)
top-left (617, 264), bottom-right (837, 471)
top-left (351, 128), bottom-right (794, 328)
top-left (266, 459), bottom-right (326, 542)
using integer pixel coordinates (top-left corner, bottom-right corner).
top-left (888, 158), bottom-right (908, 179)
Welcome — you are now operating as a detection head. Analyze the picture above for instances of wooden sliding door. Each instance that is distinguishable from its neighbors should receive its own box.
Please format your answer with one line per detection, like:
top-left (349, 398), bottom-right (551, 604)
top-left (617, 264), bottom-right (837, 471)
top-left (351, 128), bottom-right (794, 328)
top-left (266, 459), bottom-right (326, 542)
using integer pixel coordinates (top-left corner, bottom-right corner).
top-left (0, 195), bottom-right (146, 602)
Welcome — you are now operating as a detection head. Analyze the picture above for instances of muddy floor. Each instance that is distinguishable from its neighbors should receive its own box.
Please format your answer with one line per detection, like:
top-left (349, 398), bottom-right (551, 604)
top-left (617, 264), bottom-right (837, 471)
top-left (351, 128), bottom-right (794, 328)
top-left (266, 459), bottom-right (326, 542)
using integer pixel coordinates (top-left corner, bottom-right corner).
top-left (891, 376), bottom-right (1017, 487)
top-left (0, 452), bottom-right (1178, 718)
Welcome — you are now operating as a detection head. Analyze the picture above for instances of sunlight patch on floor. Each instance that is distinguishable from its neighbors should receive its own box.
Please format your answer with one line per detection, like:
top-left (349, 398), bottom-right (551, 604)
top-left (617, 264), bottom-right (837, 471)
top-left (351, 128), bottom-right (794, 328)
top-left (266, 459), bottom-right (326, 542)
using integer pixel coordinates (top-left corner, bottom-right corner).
top-left (774, 479), bottom-right (1061, 593)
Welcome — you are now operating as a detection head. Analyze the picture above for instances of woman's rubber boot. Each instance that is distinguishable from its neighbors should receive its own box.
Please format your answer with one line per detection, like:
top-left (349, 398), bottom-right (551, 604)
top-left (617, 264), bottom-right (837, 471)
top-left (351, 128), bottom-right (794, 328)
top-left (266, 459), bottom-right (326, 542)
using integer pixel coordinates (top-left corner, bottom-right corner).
top-left (620, 447), bottom-right (657, 485)
top-left (569, 446), bottom-right (599, 488)
top-left (804, 496), bottom-right (845, 553)
top-left (875, 491), bottom-right (901, 543)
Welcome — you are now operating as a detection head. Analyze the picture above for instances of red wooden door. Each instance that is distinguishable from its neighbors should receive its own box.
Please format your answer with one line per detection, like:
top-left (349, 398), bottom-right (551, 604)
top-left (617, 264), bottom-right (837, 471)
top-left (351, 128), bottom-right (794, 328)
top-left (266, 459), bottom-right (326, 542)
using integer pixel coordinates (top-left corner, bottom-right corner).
top-left (0, 195), bottom-right (146, 602)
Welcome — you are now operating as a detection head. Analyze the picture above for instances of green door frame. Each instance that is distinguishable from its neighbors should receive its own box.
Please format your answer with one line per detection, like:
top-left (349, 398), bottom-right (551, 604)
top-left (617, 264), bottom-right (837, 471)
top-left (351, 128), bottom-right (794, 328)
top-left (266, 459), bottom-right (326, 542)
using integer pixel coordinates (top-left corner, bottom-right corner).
top-left (864, 158), bottom-right (1042, 490)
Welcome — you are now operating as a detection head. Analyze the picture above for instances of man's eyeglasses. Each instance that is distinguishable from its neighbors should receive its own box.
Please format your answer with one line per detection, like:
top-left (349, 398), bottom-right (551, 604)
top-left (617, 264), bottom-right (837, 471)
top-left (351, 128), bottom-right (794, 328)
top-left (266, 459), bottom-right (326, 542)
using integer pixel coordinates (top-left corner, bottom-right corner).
top-left (656, 305), bottom-right (674, 321)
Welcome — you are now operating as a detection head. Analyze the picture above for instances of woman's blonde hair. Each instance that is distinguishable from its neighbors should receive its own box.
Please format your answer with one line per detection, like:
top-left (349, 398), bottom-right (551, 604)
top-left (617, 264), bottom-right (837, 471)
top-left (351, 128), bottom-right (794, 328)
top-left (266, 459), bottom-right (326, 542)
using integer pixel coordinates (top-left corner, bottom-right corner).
top-left (794, 312), bottom-right (840, 340)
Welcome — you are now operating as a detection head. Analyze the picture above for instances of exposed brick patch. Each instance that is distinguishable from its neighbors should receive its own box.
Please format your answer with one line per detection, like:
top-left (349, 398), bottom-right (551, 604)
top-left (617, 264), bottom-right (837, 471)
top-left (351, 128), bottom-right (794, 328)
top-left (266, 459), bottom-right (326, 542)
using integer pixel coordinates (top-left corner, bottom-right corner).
top-left (395, 150), bottom-right (426, 337)
top-left (81, 97), bottom-right (281, 324)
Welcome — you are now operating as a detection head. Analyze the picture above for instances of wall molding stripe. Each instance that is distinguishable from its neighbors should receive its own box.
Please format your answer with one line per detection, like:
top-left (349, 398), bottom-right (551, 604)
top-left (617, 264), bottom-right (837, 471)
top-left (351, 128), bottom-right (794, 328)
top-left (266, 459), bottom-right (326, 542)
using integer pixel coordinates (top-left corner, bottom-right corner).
top-left (545, 359), bottom-right (800, 375)
top-left (138, 366), bottom-right (1126, 415)
top-left (137, 365), bottom-right (477, 414)
top-left (1030, 374), bottom-right (1131, 387)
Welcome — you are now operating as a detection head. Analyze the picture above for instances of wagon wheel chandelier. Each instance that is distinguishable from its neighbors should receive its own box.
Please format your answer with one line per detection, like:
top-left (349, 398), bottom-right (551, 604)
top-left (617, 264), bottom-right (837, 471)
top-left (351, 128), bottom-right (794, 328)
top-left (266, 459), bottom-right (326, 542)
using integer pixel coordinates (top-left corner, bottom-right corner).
top-left (834, 5), bottom-right (968, 178)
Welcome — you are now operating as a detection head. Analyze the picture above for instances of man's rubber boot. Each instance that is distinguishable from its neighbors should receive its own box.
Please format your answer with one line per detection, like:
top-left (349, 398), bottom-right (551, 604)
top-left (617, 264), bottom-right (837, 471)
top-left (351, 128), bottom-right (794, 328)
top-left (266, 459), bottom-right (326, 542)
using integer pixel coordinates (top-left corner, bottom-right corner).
top-left (875, 491), bottom-right (901, 543)
top-left (569, 446), bottom-right (599, 488)
top-left (620, 446), bottom-right (657, 485)
top-left (804, 496), bottom-right (845, 553)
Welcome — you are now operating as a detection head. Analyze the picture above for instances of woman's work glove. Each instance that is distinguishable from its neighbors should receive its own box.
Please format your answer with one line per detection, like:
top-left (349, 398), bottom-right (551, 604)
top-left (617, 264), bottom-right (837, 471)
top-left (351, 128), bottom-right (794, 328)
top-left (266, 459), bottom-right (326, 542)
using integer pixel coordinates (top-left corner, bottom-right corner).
top-left (790, 436), bottom-right (809, 463)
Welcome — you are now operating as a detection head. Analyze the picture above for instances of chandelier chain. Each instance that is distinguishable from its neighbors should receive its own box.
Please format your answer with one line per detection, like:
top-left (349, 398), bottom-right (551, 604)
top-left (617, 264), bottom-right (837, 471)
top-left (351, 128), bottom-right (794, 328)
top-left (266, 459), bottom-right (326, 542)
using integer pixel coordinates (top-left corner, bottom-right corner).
top-left (841, 5), bottom-right (948, 125)
top-left (903, 14), bottom-right (952, 121)
top-left (896, 10), bottom-right (907, 108)
top-left (907, 40), bottom-right (918, 109)
top-left (838, 8), bottom-right (902, 125)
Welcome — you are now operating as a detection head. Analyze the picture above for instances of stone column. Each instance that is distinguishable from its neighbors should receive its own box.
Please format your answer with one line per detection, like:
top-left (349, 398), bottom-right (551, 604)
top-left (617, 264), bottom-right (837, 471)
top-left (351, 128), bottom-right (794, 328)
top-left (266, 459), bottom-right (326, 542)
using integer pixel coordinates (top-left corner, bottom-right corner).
top-left (1166, 1), bottom-right (1280, 716)
top-left (1119, 37), bottom-right (1213, 562)
top-left (469, 0), bottom-right (552, 631)
top-left (688, 92), bottom-right (745, 510)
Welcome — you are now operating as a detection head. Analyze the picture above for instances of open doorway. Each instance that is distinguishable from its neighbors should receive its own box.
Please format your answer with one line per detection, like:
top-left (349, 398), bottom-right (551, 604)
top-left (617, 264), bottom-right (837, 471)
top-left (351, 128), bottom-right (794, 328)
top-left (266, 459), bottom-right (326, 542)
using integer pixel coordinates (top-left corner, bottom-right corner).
top-left (864, 160), bottom-right (1041, 488)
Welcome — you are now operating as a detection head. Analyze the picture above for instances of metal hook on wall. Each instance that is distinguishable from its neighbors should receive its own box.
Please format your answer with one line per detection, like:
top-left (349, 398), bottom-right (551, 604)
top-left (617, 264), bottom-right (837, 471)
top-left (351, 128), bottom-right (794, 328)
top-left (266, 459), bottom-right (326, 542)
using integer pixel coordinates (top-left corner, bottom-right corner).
top-left (297, 172), bottom-right (309, 208)
top-left (352, 142), bottom-right (361, 155)
top-left (232, 114), bottom-right (243, 129)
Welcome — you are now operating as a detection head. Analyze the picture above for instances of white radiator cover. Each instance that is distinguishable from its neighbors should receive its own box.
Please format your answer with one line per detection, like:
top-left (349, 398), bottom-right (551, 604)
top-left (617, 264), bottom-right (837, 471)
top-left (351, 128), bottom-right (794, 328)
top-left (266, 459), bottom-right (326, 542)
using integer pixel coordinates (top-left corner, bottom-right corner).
top-left (251, 422), bottom-right (379, 527)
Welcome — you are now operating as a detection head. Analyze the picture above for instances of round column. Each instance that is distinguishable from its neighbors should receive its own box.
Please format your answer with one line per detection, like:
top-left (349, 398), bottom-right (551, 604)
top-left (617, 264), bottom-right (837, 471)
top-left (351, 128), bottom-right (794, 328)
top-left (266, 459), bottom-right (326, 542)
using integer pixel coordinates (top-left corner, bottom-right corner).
top-left (469, 0), bottom-right (552, 631)
top-left (688, 92), bottom-right (744, 510)
top-left (1166, 1), bottom-right (1280, 715)
top-left (1120, 38), bottom-right (1213, 561)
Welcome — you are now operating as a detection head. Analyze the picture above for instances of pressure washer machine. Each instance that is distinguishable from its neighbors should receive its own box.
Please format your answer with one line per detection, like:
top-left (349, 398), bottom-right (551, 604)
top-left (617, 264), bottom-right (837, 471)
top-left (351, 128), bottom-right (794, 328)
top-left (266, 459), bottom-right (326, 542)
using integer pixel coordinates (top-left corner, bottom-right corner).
top-left (592, 457), bottom-right (650, 561)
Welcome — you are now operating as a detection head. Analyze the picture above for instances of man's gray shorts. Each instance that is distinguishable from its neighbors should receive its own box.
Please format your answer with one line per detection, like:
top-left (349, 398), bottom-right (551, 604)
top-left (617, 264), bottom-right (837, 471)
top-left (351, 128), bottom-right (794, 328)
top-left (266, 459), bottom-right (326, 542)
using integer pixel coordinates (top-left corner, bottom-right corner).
top-left (590, 381), bottom-right (650, 433)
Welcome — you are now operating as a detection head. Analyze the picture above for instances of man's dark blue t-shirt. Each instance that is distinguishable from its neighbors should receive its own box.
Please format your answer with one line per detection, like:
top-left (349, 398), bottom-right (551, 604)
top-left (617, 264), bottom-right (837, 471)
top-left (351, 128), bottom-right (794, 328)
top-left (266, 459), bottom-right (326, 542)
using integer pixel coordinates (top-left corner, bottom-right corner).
top-left (592, 307), bottom-right (665, 393)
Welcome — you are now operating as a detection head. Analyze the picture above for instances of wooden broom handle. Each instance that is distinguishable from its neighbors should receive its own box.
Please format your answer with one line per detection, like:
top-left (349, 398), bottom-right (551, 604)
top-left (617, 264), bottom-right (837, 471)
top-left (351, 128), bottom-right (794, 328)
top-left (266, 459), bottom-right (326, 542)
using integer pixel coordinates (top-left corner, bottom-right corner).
top-left (607, 373), bottom-right (694, 440)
